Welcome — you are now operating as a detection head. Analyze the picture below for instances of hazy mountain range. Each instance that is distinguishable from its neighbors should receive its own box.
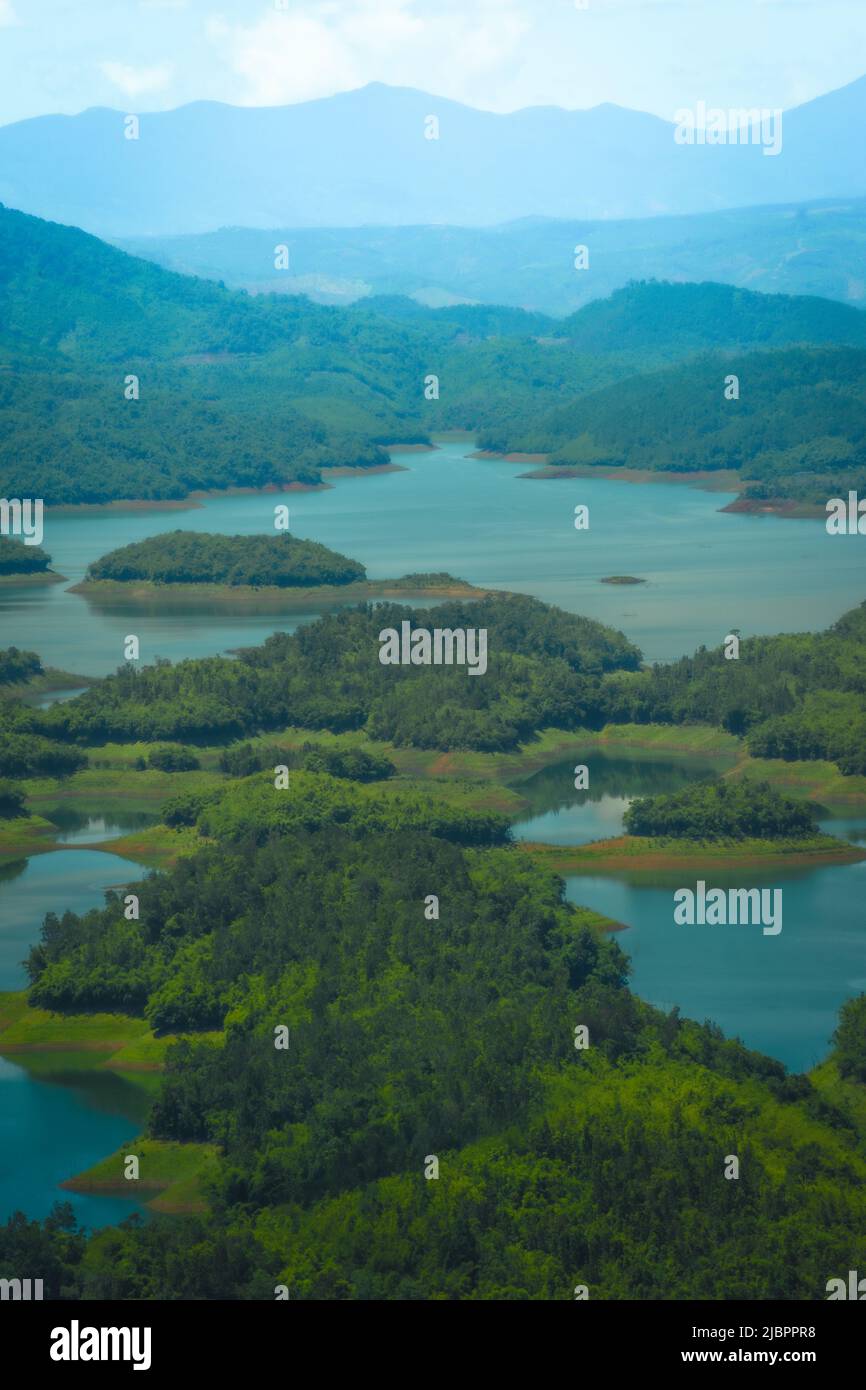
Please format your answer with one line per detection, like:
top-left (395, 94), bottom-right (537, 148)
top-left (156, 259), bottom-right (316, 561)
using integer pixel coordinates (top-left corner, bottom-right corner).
top-left (1, 76), bottom-right (866, 238)
top-left (117, 198), bottom-right (866, 317)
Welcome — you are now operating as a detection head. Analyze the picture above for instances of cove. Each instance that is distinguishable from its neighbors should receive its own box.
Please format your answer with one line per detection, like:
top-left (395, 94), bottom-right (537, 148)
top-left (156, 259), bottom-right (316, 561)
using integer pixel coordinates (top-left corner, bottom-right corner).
top-left (513, 755), bottom-right (866, 1073)
top-left (0, 848), bottom-right (150, 1224)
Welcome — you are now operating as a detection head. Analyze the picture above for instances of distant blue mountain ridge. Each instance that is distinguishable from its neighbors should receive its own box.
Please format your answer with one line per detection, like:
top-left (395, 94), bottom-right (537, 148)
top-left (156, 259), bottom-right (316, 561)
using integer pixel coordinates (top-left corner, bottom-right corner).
top-left (0, 77), bottom-right (865, 237)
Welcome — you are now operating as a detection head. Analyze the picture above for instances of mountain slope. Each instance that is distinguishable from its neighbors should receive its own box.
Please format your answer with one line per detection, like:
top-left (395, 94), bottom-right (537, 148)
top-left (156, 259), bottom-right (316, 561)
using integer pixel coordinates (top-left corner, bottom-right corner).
top-left (117, 198), bottom-right (866, 316)
top-left (3, 204), bottom-right (865, 507)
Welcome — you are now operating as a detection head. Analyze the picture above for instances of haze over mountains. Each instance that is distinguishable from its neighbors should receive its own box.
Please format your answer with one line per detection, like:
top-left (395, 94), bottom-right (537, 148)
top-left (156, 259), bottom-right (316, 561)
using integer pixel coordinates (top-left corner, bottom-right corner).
top-left (119, 198), bottom-right (866, 317)
top-left (1, 76), bottom-right (866, 238)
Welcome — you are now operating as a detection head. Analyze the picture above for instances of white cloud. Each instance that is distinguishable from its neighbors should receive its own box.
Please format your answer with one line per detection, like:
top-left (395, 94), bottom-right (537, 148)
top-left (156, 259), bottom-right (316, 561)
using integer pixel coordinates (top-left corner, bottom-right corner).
top-left (0, 1), bottom-right (18, 26)
top-left (100, 61), bottom-right (174, 98)
top-left (207, 0), bottom-right (530, 109)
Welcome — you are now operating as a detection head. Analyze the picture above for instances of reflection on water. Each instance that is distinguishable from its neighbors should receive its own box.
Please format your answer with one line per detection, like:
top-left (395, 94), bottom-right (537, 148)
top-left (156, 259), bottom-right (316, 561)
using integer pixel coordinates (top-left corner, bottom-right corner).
top-left (511, 751), bottom-right (724, 844)
top-left (47, 810), bottom-right (158, 845)
top-left (0, 849), bottom-right (148, 992)
top-left (0, 1053), bottom-right (151, 1226)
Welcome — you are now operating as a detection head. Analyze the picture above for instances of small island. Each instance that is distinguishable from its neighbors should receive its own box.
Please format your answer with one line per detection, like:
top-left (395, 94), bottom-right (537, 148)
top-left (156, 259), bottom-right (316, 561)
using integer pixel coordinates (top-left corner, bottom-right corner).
top-left (0, 536), bottom-right (65, 585)
top-left (70, 532), bottom-right (490, 610)
top-left (600, 575), bottom-right (646, 585)
top-left (77, 529), bottom-right (366, 588)
top-left (523, 780), bottom-right (866, 873)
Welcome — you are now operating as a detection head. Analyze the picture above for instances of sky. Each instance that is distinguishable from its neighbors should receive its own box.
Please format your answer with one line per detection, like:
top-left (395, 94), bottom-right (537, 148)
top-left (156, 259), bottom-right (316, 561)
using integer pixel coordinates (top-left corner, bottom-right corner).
top-left (0, 0), bottom-right (864, 128)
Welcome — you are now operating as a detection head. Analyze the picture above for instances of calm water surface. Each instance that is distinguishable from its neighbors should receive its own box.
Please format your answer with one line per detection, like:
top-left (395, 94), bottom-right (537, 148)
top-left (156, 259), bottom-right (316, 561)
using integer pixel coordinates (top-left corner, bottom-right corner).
top-left (1, 440), bottom-right (862, 673)
top-left (514, 754), bottom-right (866, 1072)
top-left (0, 849), bottom-right (150, 1223)
top-left (1, 442), bottom-right (864, 1215)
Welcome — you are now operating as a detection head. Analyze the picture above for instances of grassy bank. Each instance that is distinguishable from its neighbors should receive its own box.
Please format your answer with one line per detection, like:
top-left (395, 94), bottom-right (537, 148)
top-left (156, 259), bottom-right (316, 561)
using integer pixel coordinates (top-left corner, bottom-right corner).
top-left (0, 813), bottom-right (58, 860)
top-left (70, 574), bottom-right (492, 611)
top-left (0, 571), bottom-right (66, 588)
top-left (61, 1137), bottom-right (220, 1214)
top-left (523, 833), bottom-right (866, 875)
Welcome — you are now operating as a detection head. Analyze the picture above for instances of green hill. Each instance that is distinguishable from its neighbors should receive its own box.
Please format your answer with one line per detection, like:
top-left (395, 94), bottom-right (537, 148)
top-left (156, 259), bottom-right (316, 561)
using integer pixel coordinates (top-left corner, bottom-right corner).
top-left (85, 531), bottom-right (365, 588)
top-left (482, 344), bottom-right (866, 505)
top-left (3, 205), bottom-right (866, 506)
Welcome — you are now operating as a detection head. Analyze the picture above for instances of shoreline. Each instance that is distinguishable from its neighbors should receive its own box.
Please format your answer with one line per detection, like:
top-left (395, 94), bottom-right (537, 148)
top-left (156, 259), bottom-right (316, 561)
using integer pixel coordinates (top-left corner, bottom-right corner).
top-left (0, 570), bottom-right (67, 587)
top-left (46, 456), bottom-right (419, 517)
top-left (476, 452), bottom-right (826, 518)
top-left (68, 574), bottom-right (491, 611)
top-left (522, 834), bottom-right (866, 875)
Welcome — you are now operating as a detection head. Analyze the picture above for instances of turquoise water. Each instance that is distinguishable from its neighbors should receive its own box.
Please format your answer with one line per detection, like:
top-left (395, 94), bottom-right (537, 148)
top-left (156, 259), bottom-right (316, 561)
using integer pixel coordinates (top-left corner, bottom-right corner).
top-left (512, 755), bottom-right (866, 1072)
top-left (0, 849), bottom-right (150, 1224)
top-left (561, 855), bottom-right (866, 1074)
top-left (0, 1054), bottom-right (151, 1226)
top-left (0, 848), bottom-right (148, 991)
top-left (1, 440), bottom-right (863, 674)
top-left (1, 440), bottom-right (864, 1216)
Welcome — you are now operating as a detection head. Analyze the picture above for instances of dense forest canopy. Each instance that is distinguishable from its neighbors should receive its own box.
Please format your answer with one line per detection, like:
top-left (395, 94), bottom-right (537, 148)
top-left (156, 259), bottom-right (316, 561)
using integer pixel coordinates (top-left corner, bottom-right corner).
top-left (3, 205), bottom-right (866, 505)
top-left (41, 594), bottom-right (640, 751)
top-left (0, 646), bottom-right (42, 684)
top-left (86, 531), bottom-right (366, 588)
top-left (0, 536), bottom-right (52, 575)
top-left (19, 595), bottom-right (864, 774)
top-left (10, 813), bottom-right (866, 1299)
top-left (606, 600), bottom-right (866, 774)
top-left (623, 778), bottom-right (818, 840)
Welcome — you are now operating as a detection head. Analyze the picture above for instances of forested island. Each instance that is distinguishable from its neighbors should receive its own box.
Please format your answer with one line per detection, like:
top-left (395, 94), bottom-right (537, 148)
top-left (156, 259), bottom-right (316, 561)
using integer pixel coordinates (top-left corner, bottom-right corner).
top-left (527, 778), bottom-right (861, 874)
top-left (72, 532), bottom-right (486, 611)
top-left (80, 531), bottom-right (366, 589)
top-left (0, 536), bottom-right (62, 583)
top-left (623, 779), bottom-right (818, 839)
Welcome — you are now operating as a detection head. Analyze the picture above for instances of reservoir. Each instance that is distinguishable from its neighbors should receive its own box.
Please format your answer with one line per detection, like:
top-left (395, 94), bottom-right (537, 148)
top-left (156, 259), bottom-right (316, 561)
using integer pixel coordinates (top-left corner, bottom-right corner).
top-left (0, 848), bottom-right (150, 1224)
top-left (513, 754), bottom-right (866, 1074)
top-left (1, 440), bottom-right (862, 675)
top-left (1, 439), bottom-right (864, 1215)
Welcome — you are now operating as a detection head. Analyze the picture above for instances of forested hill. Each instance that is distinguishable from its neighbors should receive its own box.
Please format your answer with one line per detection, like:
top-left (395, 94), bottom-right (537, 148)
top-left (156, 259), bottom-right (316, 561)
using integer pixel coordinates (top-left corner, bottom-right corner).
top-left (85, 532), bottom-right (365, 588)
top-left (480, 345), bottom-right (866, 506)
top-left (3, 202), bottom-right (866, 505)
top-left (606, 600), bottom-right (866, 775)
top-left (41, 594), bottom-right (641, 750)
top-left (11, 819), bottom-right (866, 1298)
top-left (8, 202), bottom-right (863, 370)
top-left (555, 279), bottom-right (866, 356)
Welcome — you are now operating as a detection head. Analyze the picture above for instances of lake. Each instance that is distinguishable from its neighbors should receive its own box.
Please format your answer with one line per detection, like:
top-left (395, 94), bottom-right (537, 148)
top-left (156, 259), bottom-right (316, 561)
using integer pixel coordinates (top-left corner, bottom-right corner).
top-left (2, 439), bottom-right (862, 675)
top-left (513, 753), bottom-right (866, 1073)
top-left (0, 847), bottom-right (150, 1224)
top-left (1, 438), bottom-right (864, 1217)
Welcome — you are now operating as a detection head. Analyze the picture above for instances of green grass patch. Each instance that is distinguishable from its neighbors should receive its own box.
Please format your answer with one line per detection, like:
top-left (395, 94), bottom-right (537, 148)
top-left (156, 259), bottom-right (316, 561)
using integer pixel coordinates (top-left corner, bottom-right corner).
top-left (730, 757), bottom-right (866, 813)
top-left (523, 833), bottom-right (865, 874)
top-left (62, 1137), bottom-right (220, 1213)
top-left (91, 823), bottom-right (205, 868)
top-left (0, 993), bottom-right (151, 1052)
top-left (0, 813), bottom-right (58, 860)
